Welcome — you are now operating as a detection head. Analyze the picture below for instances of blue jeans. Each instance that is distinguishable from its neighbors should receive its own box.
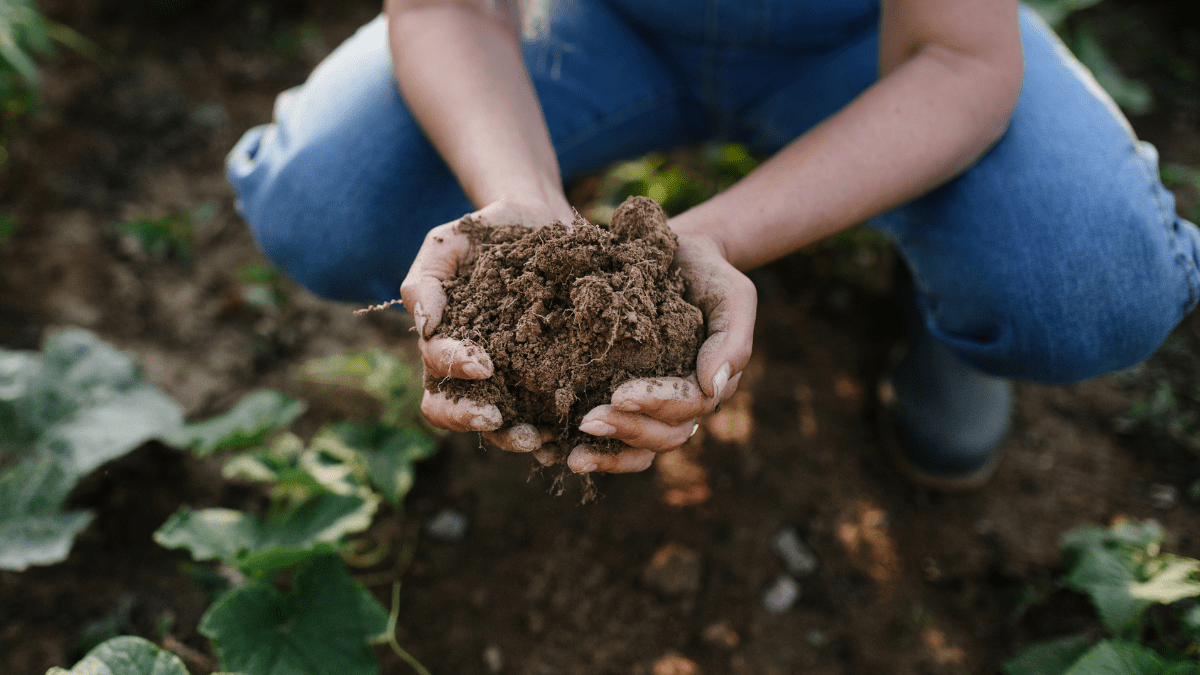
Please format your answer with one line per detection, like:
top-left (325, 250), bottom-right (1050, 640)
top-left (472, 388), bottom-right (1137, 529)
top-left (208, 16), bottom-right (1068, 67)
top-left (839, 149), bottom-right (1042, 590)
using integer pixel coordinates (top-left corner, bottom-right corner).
top-left (227, 1), bottom-right (1200, 384)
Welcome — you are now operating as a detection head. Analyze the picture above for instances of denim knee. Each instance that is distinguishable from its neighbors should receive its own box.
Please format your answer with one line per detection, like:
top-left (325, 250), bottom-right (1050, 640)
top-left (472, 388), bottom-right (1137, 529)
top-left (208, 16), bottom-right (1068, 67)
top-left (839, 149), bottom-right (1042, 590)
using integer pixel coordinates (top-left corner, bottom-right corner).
top-left (924, 214), bottom-right (1199, 385)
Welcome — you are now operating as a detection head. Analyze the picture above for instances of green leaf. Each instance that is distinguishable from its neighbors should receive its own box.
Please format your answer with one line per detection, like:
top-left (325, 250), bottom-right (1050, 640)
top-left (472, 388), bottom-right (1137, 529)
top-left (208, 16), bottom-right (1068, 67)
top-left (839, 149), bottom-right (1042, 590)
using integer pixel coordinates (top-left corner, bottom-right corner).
top-left (1063, 640), bottom-right (1165, 675)
top-left (1062, 521), bottom-right (1200, 635)
top-left (0, 329), bottom-right (183, 474)
top-left (1062, 521), bottom-right (1163, 563)
top-left (328, 422), bottom-right (436, 505)
top-left (167, 389), bottom-right (305, 457)
top-left (154, 493), bottom-right (377, 578)
top-left (1003, 633), bottom-right (1093, 675)
top-left (0, 451), bottom-right (93, 570)
top-left (46, 635), bottom-right (189, 675)
top-left (1065, 544), bottom-right (1155, 635)
top-left (298, 350), bottom-right (421, 424)
top-left (199, 554), bottom-right (384, 675)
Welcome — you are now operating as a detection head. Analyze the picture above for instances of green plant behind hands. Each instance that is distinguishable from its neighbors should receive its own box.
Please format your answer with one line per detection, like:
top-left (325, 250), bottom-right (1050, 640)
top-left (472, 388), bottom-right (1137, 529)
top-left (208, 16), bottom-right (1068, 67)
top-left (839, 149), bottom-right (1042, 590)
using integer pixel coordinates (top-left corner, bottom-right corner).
top-left (0, 329), bottom-right (184, 571)
top-left (1004, 519), bottom-right (1200, 675)
top-left (155, 349), bottom-right (438, 675)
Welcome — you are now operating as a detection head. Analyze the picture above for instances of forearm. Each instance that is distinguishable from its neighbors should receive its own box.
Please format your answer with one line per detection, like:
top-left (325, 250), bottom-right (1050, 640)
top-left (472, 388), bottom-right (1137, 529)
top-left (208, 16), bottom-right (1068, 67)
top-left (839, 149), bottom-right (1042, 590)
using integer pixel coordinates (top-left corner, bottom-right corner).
top-left (671, 36), bottom-right (1023, 271)
top-left (386, 1), bottom-right (572, 221)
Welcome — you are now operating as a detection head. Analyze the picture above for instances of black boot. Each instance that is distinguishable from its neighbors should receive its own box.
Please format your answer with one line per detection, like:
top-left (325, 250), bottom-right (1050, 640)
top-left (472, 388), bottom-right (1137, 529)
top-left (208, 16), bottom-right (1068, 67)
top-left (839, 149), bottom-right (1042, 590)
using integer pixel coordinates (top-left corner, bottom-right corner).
top-left (880, 290), bottom-right (1012, 491)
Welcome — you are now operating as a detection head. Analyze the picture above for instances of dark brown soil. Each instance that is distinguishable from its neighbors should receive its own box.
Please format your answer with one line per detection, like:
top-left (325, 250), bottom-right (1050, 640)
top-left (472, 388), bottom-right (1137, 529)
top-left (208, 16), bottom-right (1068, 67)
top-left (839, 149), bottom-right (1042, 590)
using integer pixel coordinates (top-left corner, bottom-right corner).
top-left (430, 197), bottom-right (704, 456)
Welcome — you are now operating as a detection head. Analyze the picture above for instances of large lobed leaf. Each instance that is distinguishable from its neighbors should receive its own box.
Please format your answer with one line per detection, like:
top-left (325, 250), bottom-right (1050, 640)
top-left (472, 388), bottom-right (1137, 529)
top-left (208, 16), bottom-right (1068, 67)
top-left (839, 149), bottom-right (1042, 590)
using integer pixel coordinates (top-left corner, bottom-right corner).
top-left (165, 388), bottom-right (305, 457)
top-left (0, 330), bottom-right (183, 570)
top-left (1062, 521), bottom-right (1200, 636)
top-left (154, 493), bottom-right (376, 579)
top-left (0, 450), bottom-right (92, 570)
top-left (0, 329), bottom-right (183, 474)
top-left (200, 554), bottom-right (388, 675)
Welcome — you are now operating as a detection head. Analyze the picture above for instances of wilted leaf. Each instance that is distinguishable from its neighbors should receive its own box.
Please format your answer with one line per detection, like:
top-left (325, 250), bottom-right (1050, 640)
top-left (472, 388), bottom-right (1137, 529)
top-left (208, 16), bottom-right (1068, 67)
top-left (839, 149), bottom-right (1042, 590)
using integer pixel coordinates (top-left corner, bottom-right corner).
top-left (1062, 640), bottom-right (1165, 675)
top-left (1129, 557), bottom-right (1200, 605)
top-left (199, 554), bottom-right (386, 675)
top-left (45, 635), bottom-right (189, 675)
top-left (1003, 633), bottom-right (1092, 675)
top-left (0, 451), bottom-right (93, 570)
top-left (167, 389), bottom-right (305, 457)
top-left (154, 493), bottom-right (377, 578)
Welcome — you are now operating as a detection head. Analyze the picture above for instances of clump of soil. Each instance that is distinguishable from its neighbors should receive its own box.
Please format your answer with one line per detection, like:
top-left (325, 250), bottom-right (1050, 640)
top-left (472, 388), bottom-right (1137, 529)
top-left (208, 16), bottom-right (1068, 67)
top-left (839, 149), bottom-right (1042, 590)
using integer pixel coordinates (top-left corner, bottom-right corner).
top-left (429, 196), bottom-right (705, 459)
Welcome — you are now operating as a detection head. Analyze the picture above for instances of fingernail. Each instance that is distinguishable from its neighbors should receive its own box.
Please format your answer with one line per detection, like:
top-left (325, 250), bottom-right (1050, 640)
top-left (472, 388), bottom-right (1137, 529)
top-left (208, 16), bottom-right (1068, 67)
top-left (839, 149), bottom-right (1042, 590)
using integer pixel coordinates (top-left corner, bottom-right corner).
top-left (614, 400), bottom-right (641, 412)
top-left (469, 415), bottom-right (494, 431)
top-left (413, 302), bottom-right (428, 337)
top-left (579, 420), bottom-right (617, 437)
top-left (574, 462), bottom-right (598, 474)
top-left (462, 361), bottom-right (488, 379)
top-left (712, 362), bottom-right (731, 399)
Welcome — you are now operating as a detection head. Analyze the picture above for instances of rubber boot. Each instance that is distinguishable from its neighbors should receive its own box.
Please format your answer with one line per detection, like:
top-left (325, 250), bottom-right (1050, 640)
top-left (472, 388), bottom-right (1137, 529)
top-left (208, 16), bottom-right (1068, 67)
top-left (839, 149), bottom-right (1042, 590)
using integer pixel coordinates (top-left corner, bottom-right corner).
top-left (881, 292), bottom-right (1013, 491)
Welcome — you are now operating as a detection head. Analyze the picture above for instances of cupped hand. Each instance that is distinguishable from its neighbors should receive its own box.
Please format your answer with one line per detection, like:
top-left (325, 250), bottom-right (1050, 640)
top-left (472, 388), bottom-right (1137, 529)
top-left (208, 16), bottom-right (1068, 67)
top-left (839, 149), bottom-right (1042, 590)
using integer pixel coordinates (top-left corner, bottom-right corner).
top-left (401, 199), bottom-right (570, 438)
top-left (568, 232), bottom-right (757, 474)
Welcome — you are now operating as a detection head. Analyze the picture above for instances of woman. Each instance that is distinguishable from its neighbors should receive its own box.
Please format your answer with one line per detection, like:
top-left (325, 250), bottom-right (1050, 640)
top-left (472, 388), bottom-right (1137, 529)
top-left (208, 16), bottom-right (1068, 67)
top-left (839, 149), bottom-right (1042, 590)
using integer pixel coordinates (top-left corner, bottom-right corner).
top-left (227, 0), bottom-right (1200, 489)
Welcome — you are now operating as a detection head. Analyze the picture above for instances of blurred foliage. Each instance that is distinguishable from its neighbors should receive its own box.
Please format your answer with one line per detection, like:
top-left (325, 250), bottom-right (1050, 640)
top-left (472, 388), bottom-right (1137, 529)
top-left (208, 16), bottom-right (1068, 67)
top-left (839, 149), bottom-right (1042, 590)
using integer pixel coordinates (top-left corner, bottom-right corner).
top-left (1161, 163), bottom-right (1200, 223)
top-left (0, 0), bottom-right (51, 170)
top-left (115, 212), bottom-right (195, 261)
top-left (584, 142), bottom-right (760, 222)
top-left (0, 212), bottom-right (14, 241)
top-left (1, 1), bottom-right (102, 171)
top-left (1028, 0), bottom-right (1156, 115)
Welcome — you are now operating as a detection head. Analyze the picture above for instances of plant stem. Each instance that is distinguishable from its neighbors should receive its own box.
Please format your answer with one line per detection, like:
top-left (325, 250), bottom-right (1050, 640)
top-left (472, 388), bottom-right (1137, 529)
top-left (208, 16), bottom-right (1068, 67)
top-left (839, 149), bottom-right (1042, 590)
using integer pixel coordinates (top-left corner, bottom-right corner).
top-left (385, 581), bottom-right (431, 675)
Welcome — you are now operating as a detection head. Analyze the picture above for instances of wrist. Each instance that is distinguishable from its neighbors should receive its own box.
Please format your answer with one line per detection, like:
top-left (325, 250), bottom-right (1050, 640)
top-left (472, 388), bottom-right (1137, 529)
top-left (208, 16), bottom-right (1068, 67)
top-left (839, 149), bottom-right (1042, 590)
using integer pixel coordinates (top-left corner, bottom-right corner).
top-left (669, 210), bottom-right (739, 270)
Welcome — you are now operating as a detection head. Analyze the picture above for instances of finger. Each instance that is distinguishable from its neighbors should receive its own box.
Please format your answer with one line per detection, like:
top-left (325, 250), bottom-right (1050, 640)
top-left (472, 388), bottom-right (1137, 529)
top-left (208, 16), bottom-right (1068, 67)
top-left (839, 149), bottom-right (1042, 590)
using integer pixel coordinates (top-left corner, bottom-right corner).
top-left (481, 424), bottom-right (555, 453)
top-left (674, 236), bottom-right (757, 398)
top-left (532, 444), bottom-right (562, 466)
top-left (609, 372), bottom-right (743, 424)
top-left (399, 222), bottom-right (472, 339)
top-left (420, 336), bottom-right (493, 379)
top-left (579, 405), bottom-right (696, 451)
top-left (567, 445), bottom-right (656, 474)
top-left (693, 272), bottom-right (756, 398)
top-left (420, 390), bottom-right (501, 432)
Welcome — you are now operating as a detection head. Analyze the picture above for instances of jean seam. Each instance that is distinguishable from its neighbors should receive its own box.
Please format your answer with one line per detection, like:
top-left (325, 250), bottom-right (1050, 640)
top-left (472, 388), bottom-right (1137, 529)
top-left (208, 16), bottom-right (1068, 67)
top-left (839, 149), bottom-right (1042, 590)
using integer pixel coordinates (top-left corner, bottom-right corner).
top-left (553, 90), bottom-right (686, 154)
top-left (1142, 153), bottom-right (1200, 314)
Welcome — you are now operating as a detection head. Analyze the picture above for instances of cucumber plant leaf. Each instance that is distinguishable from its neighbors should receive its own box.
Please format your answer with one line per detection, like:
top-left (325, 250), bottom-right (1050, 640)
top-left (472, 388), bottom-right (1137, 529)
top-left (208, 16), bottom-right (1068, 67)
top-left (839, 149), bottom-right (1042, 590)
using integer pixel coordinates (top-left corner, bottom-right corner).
top-left (166, 388), bottom-right (305, 457)
top-left (327, 422), bottom-right (435, 505)
top-left (154, 493), bottom-right (377, 579)
top-left (0, 329), bottom-right (183, 475)
top-left (0, 450), bottom-right (93, 570)
top-left (45, 635), bottom-right (190, 675)
top-left (199, 554), bottom-right (388, 675)
top-left (1003, 632), bottom-right (1093, 675)
top-left (1062, 521), bottom-right (1200, 635)
top-left (1062, 640), bottom-right (1165, 675)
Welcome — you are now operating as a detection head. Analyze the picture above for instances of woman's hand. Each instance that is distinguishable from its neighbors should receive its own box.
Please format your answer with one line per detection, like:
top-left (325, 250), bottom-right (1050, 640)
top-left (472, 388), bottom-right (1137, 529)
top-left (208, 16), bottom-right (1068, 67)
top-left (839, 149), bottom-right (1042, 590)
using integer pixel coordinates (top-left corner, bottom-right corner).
top-left (567, 232), bottom-right (757, 474)
top-left (400, 199), bottom-right (571, 439)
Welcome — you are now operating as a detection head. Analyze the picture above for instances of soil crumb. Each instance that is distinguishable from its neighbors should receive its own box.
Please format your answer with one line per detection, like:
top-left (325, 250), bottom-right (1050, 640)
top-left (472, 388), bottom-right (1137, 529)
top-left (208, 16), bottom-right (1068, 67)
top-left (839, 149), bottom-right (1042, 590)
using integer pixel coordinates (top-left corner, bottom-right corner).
top-left (429, 196), bottom-right (705, 459)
